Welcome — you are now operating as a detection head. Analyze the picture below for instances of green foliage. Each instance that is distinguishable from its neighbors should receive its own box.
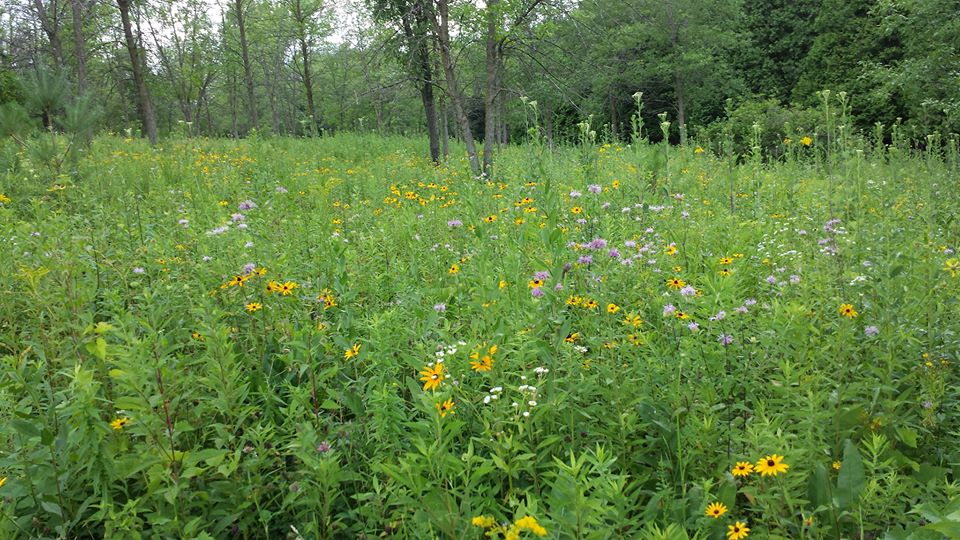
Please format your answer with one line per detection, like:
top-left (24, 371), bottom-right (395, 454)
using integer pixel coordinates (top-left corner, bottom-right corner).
top-left (700, 99), bottom-right (820, 157)
top-left (0, 132), bottom-right (958, 538)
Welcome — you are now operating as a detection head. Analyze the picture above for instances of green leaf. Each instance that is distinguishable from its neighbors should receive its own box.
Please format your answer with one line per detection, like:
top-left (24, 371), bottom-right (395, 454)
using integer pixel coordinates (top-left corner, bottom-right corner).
top-left (895, 426), bottom-right (918, 449)
top-left (11, 419), bottom-right (40, 438)
top-left (836, 439), bottom-right (865, 510)
top-left (807, 462), bottom-right (830, 509)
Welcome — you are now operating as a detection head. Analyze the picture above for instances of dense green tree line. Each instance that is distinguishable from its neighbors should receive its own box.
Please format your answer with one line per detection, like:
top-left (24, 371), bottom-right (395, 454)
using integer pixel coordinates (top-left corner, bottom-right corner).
top-left (0, 0), bottom-right (957, 161)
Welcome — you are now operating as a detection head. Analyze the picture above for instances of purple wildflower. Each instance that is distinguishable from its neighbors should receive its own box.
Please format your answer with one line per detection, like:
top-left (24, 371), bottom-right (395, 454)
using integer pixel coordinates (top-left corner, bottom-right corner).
top-left (587, 184), bottom-right (602, 194)
top-left (238, 200), bottom-right (257, 211)
top-left (608, 248), bottom-right (621, 258)
top-left (569, 190), bottom-right (582, 198)
top-left (687, 322), bottom-right (699, 332)
top-left (534, 271), bottom-right (551, 281)
top-left (531, 287), bottom-right (545, 298)
top-left (434, 303), bottom-right (446, 313)
top-left (447, 219), bottom-right (463, 228)
top-left (178, 219), bottom-right (190, 228)
top-left (578, 255), bottom-right (593, 265)
top-left (718, 334), bottom-right (734, 346)
top-left (242, 263), bottom-right (256, 274)
top-left (663, 304), bottom-right (677, 316)
top-left (766, 275), bottom-right (777, 285)
top-left (133, 267), bottom-right (145, 274)
top-left (864, 326), bottom-right (879, 337)
top-left (789, 275), bottom-right (801, 284)
top-left (680, 285), bottom-right (696, 296)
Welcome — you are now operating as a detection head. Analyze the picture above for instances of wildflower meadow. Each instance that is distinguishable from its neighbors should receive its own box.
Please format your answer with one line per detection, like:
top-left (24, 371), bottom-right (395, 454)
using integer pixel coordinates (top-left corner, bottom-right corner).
top-left (1, 114), bottom-right (959, 540)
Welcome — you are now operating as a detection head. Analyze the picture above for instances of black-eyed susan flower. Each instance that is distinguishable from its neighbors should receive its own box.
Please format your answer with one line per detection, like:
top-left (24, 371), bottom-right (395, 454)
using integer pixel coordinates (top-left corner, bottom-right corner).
top-left (705, 502), bottom-right (728, 518)
top-left (420, 363), bottom-right (444, 391)
top-left (279, 281), bottom-right (298, 296)
top-left (571, 206), bottom-right (583, 214)
top-left (945, 258), bottom-right (959, 277)
top-left (110, 417), bottom-right (131, 430)
top-left (0, 476), bottom-right (6, 488)
top-left (667, 277), bottom-right (686, 289)
top-left (838, 303), bottom-right (858, 318)
top-left (720, 257), bottom-right (733, 265)
top-left (719, 268), bottom-right (732, 277)
top-left (727, 521), bottom-right (749, 540)
top-left (436, 398), bottom-right (455, 417)
top-left (607, 303), bottom-right (620, 314)
top-left (245, 302), bottom-right (262, 313)
top-left (449, 264), bottom-right (460, 275)
top-left (564, 332), bottom-right (580, 343)
top-left (665, 245), bottom-right (678, 256)
top-left (755, 454), bottom-right (789, 476)
top-left (800, 136), bottom-right (813, 146)
top-left (344, 343), bottom-right (361, 360)
top-left (732, 461), bottom-right (753, 477)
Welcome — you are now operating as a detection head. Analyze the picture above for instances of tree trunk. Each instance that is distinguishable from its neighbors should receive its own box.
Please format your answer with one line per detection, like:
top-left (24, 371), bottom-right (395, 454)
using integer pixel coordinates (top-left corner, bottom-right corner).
top-left (433, 0), bottom-right (480, 176)
top-left (234, 0), bottom-right (258, 133)
top-left (481, 0), bottom-right (499, 177)
top-left (117, 0), bottom-right (157, 144)
top-left (33, 0), bottom-right (65, 69)
top-left (441, 97), bottom-right (449, 157)
top-left (70, 0), bottom-right (87, 93)
top-left (292, 0), bottom-right (318, 135)
top-left (403, 0), bottom-right (440, 163)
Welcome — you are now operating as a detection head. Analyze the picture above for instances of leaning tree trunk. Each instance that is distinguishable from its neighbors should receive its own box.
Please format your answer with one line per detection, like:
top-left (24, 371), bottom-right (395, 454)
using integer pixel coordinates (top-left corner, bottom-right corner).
top-left (70, 0), bottom-right (87, 93)
top-left (117, 0), bottom-right (157, 144)
top-left (433, 0), bottom-right (480, 176)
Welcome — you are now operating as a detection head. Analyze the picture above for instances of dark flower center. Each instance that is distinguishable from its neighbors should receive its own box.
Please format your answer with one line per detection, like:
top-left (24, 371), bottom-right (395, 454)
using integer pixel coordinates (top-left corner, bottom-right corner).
top-left (767, 460), bottom-right (775, 466)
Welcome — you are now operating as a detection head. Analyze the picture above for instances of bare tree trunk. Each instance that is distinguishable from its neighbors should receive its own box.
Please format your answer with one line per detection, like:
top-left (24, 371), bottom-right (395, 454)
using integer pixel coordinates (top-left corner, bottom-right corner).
top-left (481, 0), bottom-right (499, 177)
top-left (441, 96), bottom-right (449, 157)
top-left (117, 0), bottom-right (157, 144)
top-left (234, 0), bottom-right (258, 132)
top-left (229, 70), bottom-right (239, 137)
top-left (70, 0), bottom-right (86, 93)
top-left (292, 0), bottom-right (318, 135)
top-left (403, 0), bottom-right (439, 163)
top-left (433, 0), bottom-right (480, 176)
top-left (33, 0), bottom-right (65, 69)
